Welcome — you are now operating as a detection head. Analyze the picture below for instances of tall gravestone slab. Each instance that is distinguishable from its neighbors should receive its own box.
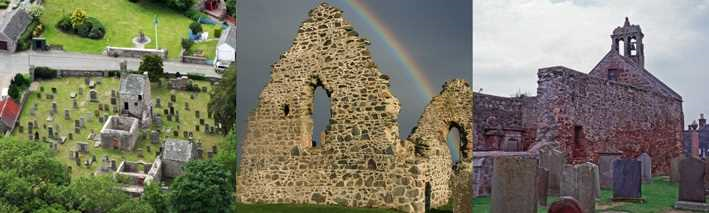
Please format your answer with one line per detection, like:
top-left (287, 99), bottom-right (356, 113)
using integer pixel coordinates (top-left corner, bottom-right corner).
top-left (598, 152), bottom-right (622, 189)
top-left (704, 159), bottom-right (709, 192)
top-left (537, 167), bottom-right (549, 207)
top-left (671, 155), bottom-right (685, 183)
top-left (679, 158), bottom-right (705, 203)
top-left (637, 153), bottom-right (652, 183)
top-left (560, 163), bottom-right (596, 213)
top-left (490, 156), bottom-right (537, 213)
top-left (591, 163), bottom-right (601, 200)
top-left (612, 159), bottom-right (643, 201)
top-left (540, 148), bottom-right (565, 196)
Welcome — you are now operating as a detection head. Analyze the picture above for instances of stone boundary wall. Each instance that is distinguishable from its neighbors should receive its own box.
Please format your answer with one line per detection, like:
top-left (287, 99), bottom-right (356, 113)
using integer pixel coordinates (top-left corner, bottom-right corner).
top-left (58, 69), bottom-right (111, 77)
top-left (473, 93), bottom-right (538, 151)
top-left (180, 49), bottom-right (209, 65)
top-left (535, 66), bottom-right (683, 174)
top-left (105, 46), bottom-right (168, 60)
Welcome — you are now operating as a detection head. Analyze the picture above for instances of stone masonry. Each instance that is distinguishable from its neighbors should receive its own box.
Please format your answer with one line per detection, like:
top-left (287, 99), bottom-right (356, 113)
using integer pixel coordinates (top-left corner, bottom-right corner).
top-left (474, 18), bottom-right (683, 176)
top-left (236, 3), bottom-right (473, 213)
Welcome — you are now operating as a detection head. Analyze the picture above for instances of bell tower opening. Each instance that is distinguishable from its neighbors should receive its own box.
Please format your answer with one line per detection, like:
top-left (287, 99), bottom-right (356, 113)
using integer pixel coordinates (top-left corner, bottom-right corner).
top-left (611, 17), bottom-right (644, 67)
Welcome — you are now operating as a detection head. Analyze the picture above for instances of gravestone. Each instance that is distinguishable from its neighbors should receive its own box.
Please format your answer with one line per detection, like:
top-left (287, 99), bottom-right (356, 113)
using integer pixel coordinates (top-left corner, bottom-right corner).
top-left (540, 147), bottom-right (565, 195)
top-left (89, 89), bottom-right (98, 102)
top-left (51, 102), bottom-right (57, 114)
top-left (195, 125), bottom-right (200, 131)
top-left (183, 131), bottom-right (189, 138)
top-left (78, 87), bottom-right (84, 95)
top-left (548, 197), bottom-right (583, 213)
top-left (490, 156), bottom-right (537, 213)
top-left (170, 91), bottom-right (176, 102)
top-left (671, 155), bottom-right (686, 183)
top-left (195, 110), bottom-right (200, 118)
top-left (51, 87), bottom-right (56, 94)
top-left (163, 109), bottom-right (169, 116)
top-left (111, 89), bottom-right (116, 98)
top-left (612, 159), bottom-right (643, 201)
top-left (560, 162), bottom-right (596, 213)
top-left (592, 164), bottom-right (601, 200)
top-left (64, 109), bottom-right (70, 120)
top-left (27, 121), bottom-right (33, 132)
top-left (199, 118), bottom-right (205, 125)
top-left (77, 142), bottom-right (89, 153)
top-left (175, 113), bottom-right (180, 122)
top-left (185, 102), bottom-right (190, 111)
top-left (679, 158), bottom-right (705, 202)
top-left (46, 94), bottom-right (53, 100)
top-left (68, 133), bottom-right (73, 140)
top-left (190, 93), bottom-right (195, 100)
top-left (70, 92), bottom-right (76, 99)
top-left (197, 148), bottom-right (203, 159)
top-left (207, 151), bottom-right (214, 159)
top-left (74, 120), bottom-right (80, 129)
top-left (637, 153), bottom-right (652, 183)
top-left (537, 167), bottom-right (549, 207)
top-left (111, 97), bottom-right (116, 105)
top-left (47, 126), bottom-right (54, 138)
top-left (598, 152), bottom-right (622, 189)
top-left (73, 99), bottom-right (78, 109)
top-left (111, 160), bottom-right (117, 170)
top-left (151, 131), bottom-right (159, 144)
top-left (156, 98), bottom-right (161, 108)
top-left (169, 106), bottom-right (175, 115)
top-left (34, 131), bottom-right (39, 141)
top-left (167, 114), bottom-right (172, 122)
top-left (153, 115), bottom-right (162, 127)
top-left (89, 80), bottom-right (96, 89)
top-left (202, 86), bottom-right (208, 92)
top-left (173, 130), bottom-right (179, 137)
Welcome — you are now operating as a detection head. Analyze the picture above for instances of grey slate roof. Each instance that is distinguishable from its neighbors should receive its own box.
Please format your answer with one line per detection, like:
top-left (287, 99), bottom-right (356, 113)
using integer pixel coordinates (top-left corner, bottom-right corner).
top-left (119, 74), bottom-right (146, 96)
top-left (162, 138), bottom-right (193, 162)
top-left (219, 26), bottom-right (236, 48)
top-left (0, 9), bottom-right (32, 41)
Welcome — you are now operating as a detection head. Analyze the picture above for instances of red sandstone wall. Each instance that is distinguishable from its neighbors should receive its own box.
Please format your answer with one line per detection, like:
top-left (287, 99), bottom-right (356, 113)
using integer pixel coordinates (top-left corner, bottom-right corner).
top-left (473, 93), bottom-right (538, 151)
top-left (535, 66), bottom-right (683, 175)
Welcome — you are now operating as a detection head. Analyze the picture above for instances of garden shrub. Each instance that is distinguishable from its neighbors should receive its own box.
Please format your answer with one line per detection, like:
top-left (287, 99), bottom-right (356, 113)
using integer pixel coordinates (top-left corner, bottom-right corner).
top-left (17, 20), bottom-right (39, 51)
top-left (56, 15), bottom-right (106, 39)
top-left (214, 28), bottom-right (222, 38)
top-left (0, 0), bottom-right (8, 9)
top-left (33, 67), bottom-right (58, 80)
top-left (181, 38), bottom-right (193, 51)
top-left (189, 22), bottom-right (202, 34)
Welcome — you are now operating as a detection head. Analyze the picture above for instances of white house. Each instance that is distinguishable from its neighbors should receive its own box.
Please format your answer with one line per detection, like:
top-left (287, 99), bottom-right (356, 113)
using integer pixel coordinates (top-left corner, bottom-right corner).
top-left (214, 25), bottom-right (235, 71)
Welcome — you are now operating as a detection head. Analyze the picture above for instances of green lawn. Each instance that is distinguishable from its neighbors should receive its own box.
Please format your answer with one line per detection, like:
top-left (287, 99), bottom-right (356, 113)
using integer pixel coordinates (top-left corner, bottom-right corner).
top-left (11, 77), bottom-right (225, 176)
top-left (236, 177), bottom-right (689, 213)
top-left (190, 39), bottom-right (218, 60)
top-left (41, 0), bottom-right (220, 59)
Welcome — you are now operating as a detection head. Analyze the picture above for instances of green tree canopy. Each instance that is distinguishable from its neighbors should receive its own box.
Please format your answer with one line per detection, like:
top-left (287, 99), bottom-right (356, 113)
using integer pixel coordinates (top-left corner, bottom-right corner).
top-left (208, 64), bottom-right (235, 135)
top-left (169, 160), bottom-right (234, 213)
top-left (139, 55), bottom-right (164, 82)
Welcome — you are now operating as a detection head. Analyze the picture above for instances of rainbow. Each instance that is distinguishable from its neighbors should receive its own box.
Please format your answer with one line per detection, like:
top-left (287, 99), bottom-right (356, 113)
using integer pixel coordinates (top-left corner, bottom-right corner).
top-left (343, 0), bottom-right (437, 100)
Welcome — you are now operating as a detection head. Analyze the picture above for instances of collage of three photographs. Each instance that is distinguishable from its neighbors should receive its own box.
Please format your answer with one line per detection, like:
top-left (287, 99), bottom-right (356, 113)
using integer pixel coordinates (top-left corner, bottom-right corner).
top-left (0, 0), bottom-right (703, 212)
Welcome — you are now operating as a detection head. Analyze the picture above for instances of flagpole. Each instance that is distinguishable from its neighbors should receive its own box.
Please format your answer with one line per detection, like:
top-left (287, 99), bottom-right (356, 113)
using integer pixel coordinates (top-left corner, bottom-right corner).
top-left (154, 15), bottom-right (159, 49)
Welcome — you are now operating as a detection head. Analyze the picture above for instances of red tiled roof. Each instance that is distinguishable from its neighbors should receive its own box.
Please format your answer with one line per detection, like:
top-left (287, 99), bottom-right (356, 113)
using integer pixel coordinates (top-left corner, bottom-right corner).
top-left (0, 97), bottom-right (19, 129)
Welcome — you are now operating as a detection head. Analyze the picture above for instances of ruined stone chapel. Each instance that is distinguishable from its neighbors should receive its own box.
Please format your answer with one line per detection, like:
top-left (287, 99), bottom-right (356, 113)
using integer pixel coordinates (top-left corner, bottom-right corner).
top-left (474, 18), bottom-right (683, 194)
top-left (236, 3), bottom-right (473, 213)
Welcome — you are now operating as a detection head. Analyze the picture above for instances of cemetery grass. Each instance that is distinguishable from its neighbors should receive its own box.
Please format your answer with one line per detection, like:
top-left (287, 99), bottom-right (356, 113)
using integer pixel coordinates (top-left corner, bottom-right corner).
top-left (10, 77), bottom-right (224, 176)
top-left (190, 40), bottom-right (218, 60)
top-left (41, 0), bottom-right (221, 59)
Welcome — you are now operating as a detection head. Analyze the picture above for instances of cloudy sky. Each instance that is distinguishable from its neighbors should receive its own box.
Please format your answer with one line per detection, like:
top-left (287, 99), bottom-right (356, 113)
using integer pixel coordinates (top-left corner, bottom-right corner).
top-left (237, 0), bottom-right (472, 141)
top-left (474, 0), bottom-right (709, 126)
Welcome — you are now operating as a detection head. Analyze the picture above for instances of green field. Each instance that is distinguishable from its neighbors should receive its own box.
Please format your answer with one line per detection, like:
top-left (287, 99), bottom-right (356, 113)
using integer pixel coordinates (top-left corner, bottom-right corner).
top-left (40, 0), bottom-right (220, 59)
top-left (11, 77), bottom-right (225, 176)
top-left (236, 177), bottom-right (690, 213)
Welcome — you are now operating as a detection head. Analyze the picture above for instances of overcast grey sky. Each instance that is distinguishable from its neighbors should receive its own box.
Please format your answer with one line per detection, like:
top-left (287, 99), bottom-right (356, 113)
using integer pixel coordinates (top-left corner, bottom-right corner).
top-left (474, 0), bottom-right (709, 127)
top-left (236, 0), bottom-right (472, 141)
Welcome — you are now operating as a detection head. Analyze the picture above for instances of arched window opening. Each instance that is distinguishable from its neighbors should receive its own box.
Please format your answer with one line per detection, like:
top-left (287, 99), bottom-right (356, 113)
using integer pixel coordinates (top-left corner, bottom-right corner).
top-left (618, 39), bottom-right (626, 56)
top-left (311, 81), bottom-right (331, 147)
top-left (629, 38), bottom-right (638, 56)
top-left (282, 104), bottom-right (290, 116)
top-left (447, 125), bottom-right (464, 163)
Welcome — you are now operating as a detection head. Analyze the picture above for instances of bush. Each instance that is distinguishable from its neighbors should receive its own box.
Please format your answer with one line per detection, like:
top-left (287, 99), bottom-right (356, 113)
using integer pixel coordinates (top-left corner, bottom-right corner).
top-left (139, 55), bottom-right (164, 82)
top-left (226, 0), bottom-right (236, 17)
top-left (70, 8), bottom-right (87, 28)
top-left (17, 20), bottom-right (39, 51)
top-left (189, 22), bottom-right (202, 34)
top-left (32, 23), bottom-right (43, 38)
top-left (56, 16), bottom-right (73, 32)
top-left (214, 28), bottom-right (222, 38)
top-left (56, 15), bottom-right (105, 39)
top-left (186, 73), bottom-right (207, 81)
top-left (33, 67), bottom-right (57, 80)
top-left (181, 38), bottom-right (193, 50)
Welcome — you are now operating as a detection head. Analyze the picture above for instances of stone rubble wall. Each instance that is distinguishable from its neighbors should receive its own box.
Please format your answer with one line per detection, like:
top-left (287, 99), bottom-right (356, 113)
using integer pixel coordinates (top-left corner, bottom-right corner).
top-left (473, 92), bottom-right (537, 151)
top-left (105, 46), bottom-right (168, 60)
top-left (534, 66), bottom-right (683, 174)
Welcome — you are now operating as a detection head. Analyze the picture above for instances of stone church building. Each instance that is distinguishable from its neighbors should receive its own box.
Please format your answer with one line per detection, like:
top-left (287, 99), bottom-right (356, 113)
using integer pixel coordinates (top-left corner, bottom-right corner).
top-left (236, 3), bottom-right (473, 213)
top-left (474, 17), bottom-right (683, 188)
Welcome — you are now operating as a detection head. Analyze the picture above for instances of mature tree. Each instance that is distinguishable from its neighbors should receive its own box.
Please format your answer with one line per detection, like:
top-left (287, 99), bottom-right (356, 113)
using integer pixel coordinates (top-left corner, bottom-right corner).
top-left (189, 22), bottom-right (203, 34)
top-left (226, 0), bottom-right (236, 17)
top-left (213, 130), bottom-right (237, 183)
top-left (24, 4), bottom-right (44, 18)
top-left (142, 183), bottom-right (168, 212)
top-left (110, 199), bottom-right (155, 213)
top-left (169, 160), bottom-right (234, 213)
top-left (62, 176), bottom-right (130, 212)
top-left (170, 0), bottom-right (195, 12)
top-left (139, 55), bottom-right (164, 82)
top-left (208, 64), bottom-right (235, 135)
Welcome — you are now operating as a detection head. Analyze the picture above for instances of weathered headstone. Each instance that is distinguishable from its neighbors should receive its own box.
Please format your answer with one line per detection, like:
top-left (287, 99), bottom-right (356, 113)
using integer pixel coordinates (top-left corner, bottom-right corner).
top-left (51, 102), bottom-right (57, 114)
top-left (612, 159), bottom-right (643, 201)
top-left (110, 97), bottom-right (117, 105)
top-left (64, 109), bottom-right (70, 120)
top-left (51, 87), bottom-right (57, 93)
top-left (151, 131), bottom-right (160, 144)
top-left (679, 158), bottom-right (705, 202)
top-left (199, 118), bottom-right (205, 125)
top-left (156, 98), bottom-right (162, 108)
top-left (540, 147), bottom-right (565, 196)
top-left (184, 102), bottom-right (190, 111)
top-left (637, 153), bottom-right (652, 183)
top-left (89, 89), bottom-right (98, 102)
top-left (490, 156), bottom-right (537, 213)
top-left (73, 99), bottom-right (78, 109)
top-left (548, 197), bottom-right (583, 213)
top-left (537, 167), bottom-right (549, 207)
top-left (78, 87), bottom-right (84, 95)
top-left (77, 142), bottom-right (89, 153)
top-left (153, 115), bottom-right (162, 127)
top-left (561, 162), bottom-right (596, 213)
top-left (598, 152), bottom-right (622, 189)
top-left (195, 110), bottom-right (200, 118)
top-left (47, 126), bottom-right (54, 138)
top-left (671, 155), bottom-right (686, 183)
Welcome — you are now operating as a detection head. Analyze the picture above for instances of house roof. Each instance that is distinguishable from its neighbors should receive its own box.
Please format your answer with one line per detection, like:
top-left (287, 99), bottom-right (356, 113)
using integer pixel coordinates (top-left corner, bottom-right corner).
top-left (119, 74), bottom-right (147, 96)
top-left (0, 97), bottom-right (19, 129)
top-left (218, 25), bottom-right (235, 49)
top-left (0, 9), bottom-right (32, 41)
top-left (162, 138), bottom-right (194, 162)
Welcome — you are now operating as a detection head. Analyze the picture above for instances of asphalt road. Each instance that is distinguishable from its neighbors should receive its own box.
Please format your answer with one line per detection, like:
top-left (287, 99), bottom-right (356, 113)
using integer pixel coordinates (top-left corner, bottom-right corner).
top-left (0, 51), bottom-right (221, 89)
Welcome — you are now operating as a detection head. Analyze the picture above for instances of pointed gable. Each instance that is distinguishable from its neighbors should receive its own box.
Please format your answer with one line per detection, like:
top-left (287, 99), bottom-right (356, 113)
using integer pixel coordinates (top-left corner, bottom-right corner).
top-left (589, 50), bottom-right (681, 100)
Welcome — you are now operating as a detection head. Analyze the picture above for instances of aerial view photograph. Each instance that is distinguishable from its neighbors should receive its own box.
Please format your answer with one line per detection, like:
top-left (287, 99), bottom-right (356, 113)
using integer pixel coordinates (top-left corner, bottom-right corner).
top-left (0, 0), bottom-right (237, 212)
